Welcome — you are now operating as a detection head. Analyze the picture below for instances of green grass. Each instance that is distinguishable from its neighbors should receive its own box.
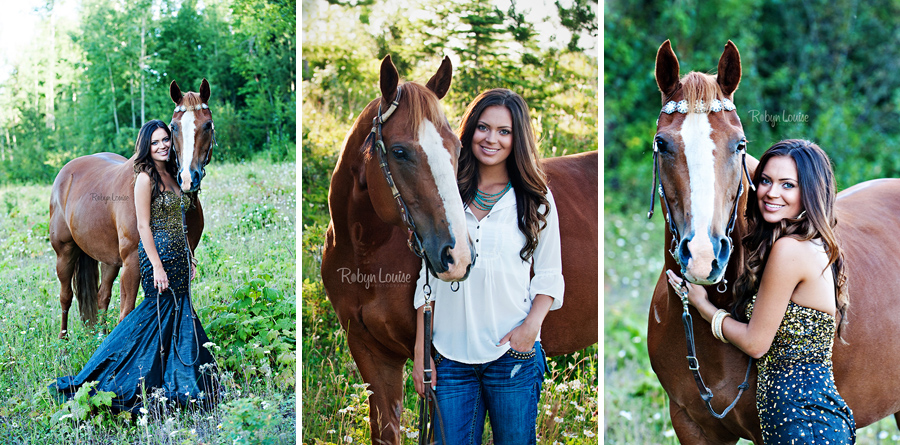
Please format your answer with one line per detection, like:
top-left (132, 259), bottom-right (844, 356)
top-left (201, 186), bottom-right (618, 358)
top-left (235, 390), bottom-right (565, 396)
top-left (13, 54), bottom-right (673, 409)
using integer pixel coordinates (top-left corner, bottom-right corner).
top-left (604, 207), bottom-right (900, 444)
top-left (0, 160), bottom-right (296, 444)
top-left (301, 220), bottom-right (599, 444)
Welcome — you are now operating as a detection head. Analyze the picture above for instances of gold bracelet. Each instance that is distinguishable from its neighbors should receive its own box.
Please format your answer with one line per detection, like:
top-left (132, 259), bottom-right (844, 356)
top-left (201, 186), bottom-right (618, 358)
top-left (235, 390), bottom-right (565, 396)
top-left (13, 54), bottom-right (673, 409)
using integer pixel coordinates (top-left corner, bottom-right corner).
top-left (713, 309), bottom-right (732, 344)
top-left (711, 309), bottom-right (725, 341)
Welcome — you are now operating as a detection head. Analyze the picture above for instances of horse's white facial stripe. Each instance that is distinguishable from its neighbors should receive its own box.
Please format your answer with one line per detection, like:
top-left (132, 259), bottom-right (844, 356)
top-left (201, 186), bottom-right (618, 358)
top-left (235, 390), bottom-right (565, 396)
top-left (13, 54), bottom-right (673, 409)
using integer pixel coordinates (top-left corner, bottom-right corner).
top-left (180, 110), bottom-right (196, 189)
top-left (418, 119), bottom-right (469, 265)
top-left (680, 113), bottom-right (716, 277)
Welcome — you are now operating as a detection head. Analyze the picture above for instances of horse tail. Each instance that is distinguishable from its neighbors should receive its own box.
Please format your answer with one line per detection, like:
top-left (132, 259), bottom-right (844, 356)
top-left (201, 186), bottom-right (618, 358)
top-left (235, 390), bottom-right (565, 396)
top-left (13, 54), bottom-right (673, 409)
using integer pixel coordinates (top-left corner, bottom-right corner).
top-left (72, 251), bottom-right (99, 325)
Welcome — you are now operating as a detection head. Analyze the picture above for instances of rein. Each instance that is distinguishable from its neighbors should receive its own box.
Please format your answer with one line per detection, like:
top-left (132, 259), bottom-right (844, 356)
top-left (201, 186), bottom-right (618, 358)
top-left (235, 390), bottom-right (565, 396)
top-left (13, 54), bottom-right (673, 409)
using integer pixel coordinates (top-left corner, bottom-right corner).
top-left (647, 99), bottom-right (755, 419)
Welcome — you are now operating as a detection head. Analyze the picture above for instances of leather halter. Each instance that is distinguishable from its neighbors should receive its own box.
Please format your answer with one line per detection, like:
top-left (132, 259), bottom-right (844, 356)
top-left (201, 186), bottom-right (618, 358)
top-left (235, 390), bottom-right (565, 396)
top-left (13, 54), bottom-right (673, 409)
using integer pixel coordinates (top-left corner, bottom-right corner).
top-left (171, 103), bottom-right (217, 185)
top-left (366, 86), bottom-right (429, 264)
top-left (648, 102), bottom-right (756, 419)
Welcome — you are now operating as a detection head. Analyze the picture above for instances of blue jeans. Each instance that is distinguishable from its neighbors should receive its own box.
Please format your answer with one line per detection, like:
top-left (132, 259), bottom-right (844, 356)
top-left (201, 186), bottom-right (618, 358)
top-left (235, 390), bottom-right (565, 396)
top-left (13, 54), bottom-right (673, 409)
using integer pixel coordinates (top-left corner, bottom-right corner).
top-left (433, 342), bottom-right (546, 445)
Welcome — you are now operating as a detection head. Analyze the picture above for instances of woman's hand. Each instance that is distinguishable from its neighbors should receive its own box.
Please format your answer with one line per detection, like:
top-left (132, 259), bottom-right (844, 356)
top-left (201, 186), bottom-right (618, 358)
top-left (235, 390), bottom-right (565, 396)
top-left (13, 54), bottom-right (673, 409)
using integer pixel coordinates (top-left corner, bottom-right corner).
top-left (153, 265), bottom-right (169, 293)
top-left (413, 352), bottom-right (436, 398)
top-left (667, 270), bottom-right (720, 323)
top-left (500, 319), bottom-right (540, 353)
top-left (190, 260), bottom-right (197, 281)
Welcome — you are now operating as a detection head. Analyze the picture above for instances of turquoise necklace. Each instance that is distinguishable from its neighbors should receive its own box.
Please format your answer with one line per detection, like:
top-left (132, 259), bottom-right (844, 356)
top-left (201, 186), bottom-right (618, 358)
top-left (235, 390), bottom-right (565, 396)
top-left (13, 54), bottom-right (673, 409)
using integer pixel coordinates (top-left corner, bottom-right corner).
top-left (471, 182), bottom-right (512, 212)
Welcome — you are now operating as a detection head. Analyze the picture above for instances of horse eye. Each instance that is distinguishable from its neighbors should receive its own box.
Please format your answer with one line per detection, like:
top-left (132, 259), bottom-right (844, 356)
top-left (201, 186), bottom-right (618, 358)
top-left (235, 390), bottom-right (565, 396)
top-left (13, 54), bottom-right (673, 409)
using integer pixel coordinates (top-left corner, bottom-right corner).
top-left (655, 136), bottom-right (669, 154)
top-left (392, 147), bottom-right (407, 160)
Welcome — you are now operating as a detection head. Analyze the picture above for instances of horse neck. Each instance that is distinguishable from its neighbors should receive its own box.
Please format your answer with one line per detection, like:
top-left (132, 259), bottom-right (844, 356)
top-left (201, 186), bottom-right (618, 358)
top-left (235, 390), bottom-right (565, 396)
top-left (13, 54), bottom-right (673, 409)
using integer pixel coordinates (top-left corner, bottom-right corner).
top-left (329, 103), bottom-right (396, 247)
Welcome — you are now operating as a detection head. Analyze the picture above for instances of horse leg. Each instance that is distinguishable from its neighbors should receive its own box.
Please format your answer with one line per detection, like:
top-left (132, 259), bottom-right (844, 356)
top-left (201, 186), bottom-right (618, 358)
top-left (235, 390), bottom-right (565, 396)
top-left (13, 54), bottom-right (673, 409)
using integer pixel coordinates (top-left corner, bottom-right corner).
top-left (98, 263), bottom-right (120, 328)
top-left (118, 252), bottom-right (140, 322)
top-left (52, 241), bottom-right (78, 339)
top-left (347, 332), bottom-right (406, 445)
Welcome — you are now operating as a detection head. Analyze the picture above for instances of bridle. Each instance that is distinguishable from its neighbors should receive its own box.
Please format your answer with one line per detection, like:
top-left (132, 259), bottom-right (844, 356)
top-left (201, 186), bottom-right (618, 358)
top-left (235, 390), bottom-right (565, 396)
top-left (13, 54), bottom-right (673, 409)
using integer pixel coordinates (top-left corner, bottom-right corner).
top-left (647, 97), bottom-right (755, 292)
top-left (171, 103), bottom-right (217, 189)
top-left (364, 86), bottom-right (448, 444)
top-left (647, 96), bottom-right (755, 419)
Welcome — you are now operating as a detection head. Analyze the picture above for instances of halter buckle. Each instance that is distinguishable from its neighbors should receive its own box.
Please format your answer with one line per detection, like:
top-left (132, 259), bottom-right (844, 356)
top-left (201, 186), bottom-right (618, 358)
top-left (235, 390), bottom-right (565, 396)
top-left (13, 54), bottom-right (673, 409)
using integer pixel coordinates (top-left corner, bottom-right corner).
top-left (687, 355), bottom-right (700, 371)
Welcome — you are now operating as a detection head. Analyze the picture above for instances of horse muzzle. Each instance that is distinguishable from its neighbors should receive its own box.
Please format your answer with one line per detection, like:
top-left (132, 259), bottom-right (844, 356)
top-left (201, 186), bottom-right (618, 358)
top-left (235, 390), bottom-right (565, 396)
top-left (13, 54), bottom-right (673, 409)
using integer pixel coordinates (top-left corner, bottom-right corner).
top-left (675, 232), bottom-right (732, 285)
top-left (178, 167), bottom-right (205, 193)
top-left (426, 235), bottom-right (475, 282)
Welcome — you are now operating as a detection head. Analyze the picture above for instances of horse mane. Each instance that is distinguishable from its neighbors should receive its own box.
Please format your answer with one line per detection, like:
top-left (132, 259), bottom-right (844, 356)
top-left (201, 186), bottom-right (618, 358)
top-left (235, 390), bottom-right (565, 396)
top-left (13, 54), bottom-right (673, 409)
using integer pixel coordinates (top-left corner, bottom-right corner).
top-left (362, 81), bottom-right (448, 156)
top-left (680, 72), bottom-right (721, 113)
top-left (182, 92), bottom-right (203, 107)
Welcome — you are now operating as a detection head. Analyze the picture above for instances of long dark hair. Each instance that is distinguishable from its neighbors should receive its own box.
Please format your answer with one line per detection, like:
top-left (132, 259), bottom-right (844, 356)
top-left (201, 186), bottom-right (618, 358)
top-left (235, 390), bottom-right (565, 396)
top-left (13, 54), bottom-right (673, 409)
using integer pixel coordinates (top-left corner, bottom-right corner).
top-left (457, 88), bottom-right (550, 261)
top-left (132, 119), bottom-right (177, 202)
top-left (733, 139), bottom-right (849, 338)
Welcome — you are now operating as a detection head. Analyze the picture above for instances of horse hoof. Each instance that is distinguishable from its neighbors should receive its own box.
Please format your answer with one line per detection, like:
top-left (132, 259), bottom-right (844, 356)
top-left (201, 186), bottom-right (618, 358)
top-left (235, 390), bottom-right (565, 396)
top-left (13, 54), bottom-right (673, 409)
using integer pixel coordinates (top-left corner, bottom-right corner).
top-left (58, 330), bottom-right (68, 340)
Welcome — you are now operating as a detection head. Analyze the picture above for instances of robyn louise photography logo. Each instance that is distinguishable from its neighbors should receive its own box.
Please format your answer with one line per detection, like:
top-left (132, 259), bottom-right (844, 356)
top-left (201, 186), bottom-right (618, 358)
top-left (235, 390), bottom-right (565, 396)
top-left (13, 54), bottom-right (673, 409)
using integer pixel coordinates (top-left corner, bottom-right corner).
top-left (337, 267), bottom-right (413, 289)
top-left (90, 193), bottom-right (129, 202)
top-left (748, 109), bottom-right (810, 128)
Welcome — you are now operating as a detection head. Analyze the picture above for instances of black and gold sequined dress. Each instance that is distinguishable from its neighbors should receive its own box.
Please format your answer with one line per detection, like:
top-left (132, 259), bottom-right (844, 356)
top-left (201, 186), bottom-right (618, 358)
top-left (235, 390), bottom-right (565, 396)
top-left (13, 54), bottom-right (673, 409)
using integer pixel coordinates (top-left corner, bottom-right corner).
top-left (51, 191), bottom-right (218, 413)
top-left (748, 297), bottom-right (855, 444)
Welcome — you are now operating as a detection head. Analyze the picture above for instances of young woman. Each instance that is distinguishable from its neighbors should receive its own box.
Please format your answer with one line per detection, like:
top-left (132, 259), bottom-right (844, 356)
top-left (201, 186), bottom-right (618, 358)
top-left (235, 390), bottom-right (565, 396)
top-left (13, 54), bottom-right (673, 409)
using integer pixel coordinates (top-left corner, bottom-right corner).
top-left (51, 120), bottom-right (217, 413)
top-left (667, 139), bottom-right (855, 444)
top-left (412, 89), bottom-right (564, 444)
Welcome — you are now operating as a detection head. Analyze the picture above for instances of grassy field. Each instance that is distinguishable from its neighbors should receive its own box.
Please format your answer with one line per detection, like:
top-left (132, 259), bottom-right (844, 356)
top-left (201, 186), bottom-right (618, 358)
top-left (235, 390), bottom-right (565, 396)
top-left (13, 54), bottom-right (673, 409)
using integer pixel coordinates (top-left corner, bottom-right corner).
top-left (604, 208), bottom-right (900, 444)
top-left (301, 214), bottom-right (599, 444)
top-left (0, 160), bottom-right (296, 444)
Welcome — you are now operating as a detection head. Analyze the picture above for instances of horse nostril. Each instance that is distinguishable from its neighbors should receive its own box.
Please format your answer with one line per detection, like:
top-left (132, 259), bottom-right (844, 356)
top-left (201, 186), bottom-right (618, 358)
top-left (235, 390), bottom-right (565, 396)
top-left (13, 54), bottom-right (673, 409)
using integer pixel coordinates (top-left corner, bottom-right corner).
top-left (441, 245), bottom-right (454, 268)
top-left (679, 239), bottom-right (692, 262)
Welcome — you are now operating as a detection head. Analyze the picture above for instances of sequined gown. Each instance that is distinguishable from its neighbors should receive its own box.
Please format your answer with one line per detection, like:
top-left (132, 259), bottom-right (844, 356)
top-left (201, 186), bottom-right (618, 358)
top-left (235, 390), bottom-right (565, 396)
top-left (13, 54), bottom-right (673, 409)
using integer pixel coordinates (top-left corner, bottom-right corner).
top-left (51, 191), bottom-right (218, 413)
top-left (748, 297), bottom-right (855, 444)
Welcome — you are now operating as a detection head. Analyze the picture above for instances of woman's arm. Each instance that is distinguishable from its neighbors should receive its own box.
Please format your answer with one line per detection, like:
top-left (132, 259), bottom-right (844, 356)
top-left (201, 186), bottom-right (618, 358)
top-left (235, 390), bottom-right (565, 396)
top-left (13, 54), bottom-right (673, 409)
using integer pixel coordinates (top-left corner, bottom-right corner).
top-left (134, 173), bottom-right (169, 292)
top-left (669, 237), bottom-right (808, 358)
top-left (499, 293), bottom-right (554, 352)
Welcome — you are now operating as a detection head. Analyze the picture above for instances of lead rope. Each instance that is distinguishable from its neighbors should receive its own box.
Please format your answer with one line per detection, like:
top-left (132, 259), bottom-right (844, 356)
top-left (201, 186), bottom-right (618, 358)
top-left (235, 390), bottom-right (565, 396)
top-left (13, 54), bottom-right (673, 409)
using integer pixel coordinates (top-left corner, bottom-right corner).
top-left (418, 271), bottom-right (446, 445)
top-left (677, 280), bottom-right (754, 419)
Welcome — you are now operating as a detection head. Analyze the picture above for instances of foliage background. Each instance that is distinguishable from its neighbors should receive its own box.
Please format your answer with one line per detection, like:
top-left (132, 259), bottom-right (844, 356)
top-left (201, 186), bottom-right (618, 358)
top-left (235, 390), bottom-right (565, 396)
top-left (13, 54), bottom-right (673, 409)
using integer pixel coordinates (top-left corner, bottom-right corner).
top-left (0, 0), bottom-right (296, 185)
top-left (605, 0), bottom-right (900, 442)
top-left (302, 0), bottom-right (599, 442)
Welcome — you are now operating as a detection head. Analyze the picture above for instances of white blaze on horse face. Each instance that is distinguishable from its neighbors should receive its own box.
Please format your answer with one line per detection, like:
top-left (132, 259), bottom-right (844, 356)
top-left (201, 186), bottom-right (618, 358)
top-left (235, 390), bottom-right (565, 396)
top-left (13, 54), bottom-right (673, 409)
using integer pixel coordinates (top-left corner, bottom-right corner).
top-left (179, 111), bottom-right (197, 191)
top-left (680, 113), bottom-right (717, 281)
top-left (418, 119), bottom-right (472, 281)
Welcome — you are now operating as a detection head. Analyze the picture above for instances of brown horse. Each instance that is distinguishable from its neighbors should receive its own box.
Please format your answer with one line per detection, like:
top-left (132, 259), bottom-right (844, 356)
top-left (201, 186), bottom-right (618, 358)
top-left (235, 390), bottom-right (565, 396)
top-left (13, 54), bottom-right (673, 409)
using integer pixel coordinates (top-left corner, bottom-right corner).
top-left (49, 79), bottom-right (215, 338)
top-left (648, 40), bottom-right (900, 443)
top-left (322, 55), bottom-right (597, 443)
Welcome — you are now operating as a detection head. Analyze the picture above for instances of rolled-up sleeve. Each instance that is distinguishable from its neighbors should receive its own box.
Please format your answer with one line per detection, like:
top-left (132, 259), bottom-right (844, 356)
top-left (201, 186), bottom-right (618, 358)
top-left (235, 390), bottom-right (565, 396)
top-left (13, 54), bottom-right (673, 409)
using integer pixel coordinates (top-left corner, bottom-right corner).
top-left (529, 189), bottom-right (564, 310)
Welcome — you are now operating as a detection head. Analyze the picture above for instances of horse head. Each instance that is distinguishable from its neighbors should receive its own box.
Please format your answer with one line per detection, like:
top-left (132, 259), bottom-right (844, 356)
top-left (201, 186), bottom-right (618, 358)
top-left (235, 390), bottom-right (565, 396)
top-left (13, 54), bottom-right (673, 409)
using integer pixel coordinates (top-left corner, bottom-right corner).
top-left (169, 79), bottom-right (215, 193)
top-left (652, 40), bottom-right (751, 285)
top-left (364, 55), bottom-right (474, 282)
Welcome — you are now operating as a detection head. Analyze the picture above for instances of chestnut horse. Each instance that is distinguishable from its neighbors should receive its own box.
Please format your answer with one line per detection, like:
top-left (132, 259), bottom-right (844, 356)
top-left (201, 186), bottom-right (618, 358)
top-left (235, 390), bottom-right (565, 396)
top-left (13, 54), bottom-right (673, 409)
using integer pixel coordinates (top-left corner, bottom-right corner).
top-left (49, 79), bottom-right (215, 338)
top-left (322, 56), bottom-right (598, 443)
top-left (648, 40), bottom-right (900, 443)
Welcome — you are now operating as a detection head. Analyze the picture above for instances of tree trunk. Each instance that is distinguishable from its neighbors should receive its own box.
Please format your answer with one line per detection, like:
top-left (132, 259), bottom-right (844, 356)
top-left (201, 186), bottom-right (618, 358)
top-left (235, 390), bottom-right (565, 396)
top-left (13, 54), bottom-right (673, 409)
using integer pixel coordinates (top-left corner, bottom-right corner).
top-left (140, 13), bottom-right (146, 124)
top-left (106, 53), bottom-right (120, 134)
top-left (47, 0), bottom-right (56, 130)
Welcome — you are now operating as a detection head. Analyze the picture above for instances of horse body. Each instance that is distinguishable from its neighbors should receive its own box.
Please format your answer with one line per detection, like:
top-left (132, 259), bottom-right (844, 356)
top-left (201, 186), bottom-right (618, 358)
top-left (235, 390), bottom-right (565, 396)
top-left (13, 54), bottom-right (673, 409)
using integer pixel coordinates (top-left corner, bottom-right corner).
top-left (323, 56), bottom-right (598, 443)
top-left (649, 40), bottom-right (900, 444)
top-left (50, 80), bottom-right (213, 338)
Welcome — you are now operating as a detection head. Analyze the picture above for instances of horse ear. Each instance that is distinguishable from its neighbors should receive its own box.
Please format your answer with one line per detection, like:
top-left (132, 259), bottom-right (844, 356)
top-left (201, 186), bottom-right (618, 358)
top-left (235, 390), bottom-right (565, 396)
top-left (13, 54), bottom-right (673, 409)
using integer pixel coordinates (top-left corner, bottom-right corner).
top-left (380, 55), bottom-right (400, 104)
top-left (655, 40), bottom-right (681, 102)
top-left (717, 40), bottom-right (741, 98)
top-left (426, 56), bottom-right (452, 99)
top-left (200, 78), bottom-right (211, 103)
top-left (170, 80), bottom-right (183, 104)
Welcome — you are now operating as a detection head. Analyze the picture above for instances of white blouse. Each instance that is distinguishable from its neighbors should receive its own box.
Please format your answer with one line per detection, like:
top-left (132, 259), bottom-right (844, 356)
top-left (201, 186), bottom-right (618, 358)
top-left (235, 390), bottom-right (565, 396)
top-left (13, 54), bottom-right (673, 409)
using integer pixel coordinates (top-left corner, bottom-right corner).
top-left (414, 188), bottom-right (564, 364)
